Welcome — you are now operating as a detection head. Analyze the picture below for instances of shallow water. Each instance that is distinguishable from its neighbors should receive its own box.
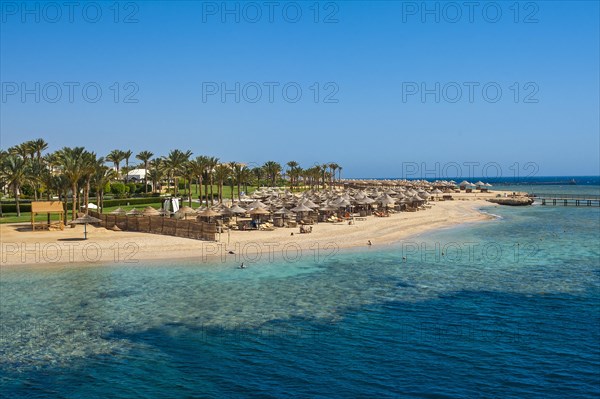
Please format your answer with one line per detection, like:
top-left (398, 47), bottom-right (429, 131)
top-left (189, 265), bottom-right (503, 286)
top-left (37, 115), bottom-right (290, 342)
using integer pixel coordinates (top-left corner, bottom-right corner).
top-left (1, 203), bottom-right (599, 398)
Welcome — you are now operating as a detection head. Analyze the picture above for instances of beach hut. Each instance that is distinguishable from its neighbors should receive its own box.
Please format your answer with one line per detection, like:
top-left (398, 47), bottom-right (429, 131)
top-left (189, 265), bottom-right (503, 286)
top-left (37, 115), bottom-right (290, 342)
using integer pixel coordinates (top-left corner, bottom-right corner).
top-left (31, 201), bottom-right (65, 231)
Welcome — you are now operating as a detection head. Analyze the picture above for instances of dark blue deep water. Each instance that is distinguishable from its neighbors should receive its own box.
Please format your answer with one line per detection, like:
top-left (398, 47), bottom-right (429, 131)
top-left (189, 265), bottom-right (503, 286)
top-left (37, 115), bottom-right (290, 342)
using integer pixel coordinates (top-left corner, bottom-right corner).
top-left (1, 203), bottom-right (599, 398)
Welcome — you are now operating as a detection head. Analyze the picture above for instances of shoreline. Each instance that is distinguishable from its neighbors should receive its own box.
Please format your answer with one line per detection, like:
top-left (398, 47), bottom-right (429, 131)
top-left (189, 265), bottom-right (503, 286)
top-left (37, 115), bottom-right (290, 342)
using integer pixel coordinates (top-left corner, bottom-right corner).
top-left (1, 199), bottom-right (497, 269)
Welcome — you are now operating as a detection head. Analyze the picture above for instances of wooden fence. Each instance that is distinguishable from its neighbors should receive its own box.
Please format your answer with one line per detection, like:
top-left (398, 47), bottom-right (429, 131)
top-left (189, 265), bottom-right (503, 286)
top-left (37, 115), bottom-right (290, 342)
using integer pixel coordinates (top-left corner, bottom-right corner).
top-left (89, 211), bottom-right (217, 241)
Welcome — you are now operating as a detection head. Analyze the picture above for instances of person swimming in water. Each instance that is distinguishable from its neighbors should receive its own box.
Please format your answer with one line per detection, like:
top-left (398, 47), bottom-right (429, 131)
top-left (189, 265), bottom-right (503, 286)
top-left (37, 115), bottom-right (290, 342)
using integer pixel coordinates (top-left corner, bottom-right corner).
top-left (367, 240), bottom-right (372, 246)
top-left (239, 262), bottom-right (246, 269)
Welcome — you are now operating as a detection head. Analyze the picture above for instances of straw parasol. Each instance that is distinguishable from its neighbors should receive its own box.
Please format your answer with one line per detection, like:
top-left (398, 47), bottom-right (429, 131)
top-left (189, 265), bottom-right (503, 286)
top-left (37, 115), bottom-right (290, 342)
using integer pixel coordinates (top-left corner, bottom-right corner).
top-left (302, 199), bottom-right (319, 209)
top-left (69, 214), bottom-right (102, 240)
top-left (157, 209), bottom-right (172, 216)
top-left (248, 207), bottom-right (270, 215)
top-left (197, 208), bottom-right (221, 217)
top-left (109, 207), bottom-right (126, 215)
top-left (142, 206), bottom-right (160, 216)
top-left (291, 203), bottom-right (312, 213)
top-left (319, 204), bottom-right (338, 212)
top-left (274, 207), bottom-right (295, 225)
top-left (229, 205), bottom-right (247, 214)
top-left (178, 206), bottom-right (197, 215)
top-left (126, 208), bottom-right (142, 216)
top-left (247, 200), bottom-right (267, 209)
top-left (378, 194), bottom-right (396, 207)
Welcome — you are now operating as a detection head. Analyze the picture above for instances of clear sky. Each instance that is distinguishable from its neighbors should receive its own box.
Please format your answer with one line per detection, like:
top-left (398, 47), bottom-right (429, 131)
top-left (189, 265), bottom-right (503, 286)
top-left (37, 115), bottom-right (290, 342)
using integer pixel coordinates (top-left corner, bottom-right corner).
top-left (1, 1), bottom-right (599, 178)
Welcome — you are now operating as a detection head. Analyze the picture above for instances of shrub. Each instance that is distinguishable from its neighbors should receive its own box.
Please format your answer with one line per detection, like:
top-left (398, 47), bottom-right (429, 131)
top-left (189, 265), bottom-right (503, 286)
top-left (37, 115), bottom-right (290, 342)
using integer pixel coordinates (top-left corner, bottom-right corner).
top-left (127, 182), bottom-right (137, 194)
top-left (110, 182), bottom-right (126, 195)
top-left (101, 197), bottom-right (165, 207)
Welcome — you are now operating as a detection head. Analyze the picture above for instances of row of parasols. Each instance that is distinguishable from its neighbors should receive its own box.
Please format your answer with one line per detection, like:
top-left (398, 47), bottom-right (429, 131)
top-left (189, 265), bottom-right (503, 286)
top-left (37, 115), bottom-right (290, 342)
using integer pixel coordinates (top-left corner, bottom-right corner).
top-left (105, 187), bottom-right (437, 219)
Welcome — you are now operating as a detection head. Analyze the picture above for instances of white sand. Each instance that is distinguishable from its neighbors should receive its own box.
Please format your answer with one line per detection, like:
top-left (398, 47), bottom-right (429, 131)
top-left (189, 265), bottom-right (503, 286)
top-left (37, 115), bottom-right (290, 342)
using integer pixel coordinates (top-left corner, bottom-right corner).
top-left (1, 193), bottom-right (509, 268)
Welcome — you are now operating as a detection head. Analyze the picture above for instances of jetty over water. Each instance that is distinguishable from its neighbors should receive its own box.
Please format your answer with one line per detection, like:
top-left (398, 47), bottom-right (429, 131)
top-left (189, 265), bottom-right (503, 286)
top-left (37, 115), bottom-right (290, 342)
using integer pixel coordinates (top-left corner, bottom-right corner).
top-left (531, 193), bottom-right (600, 207)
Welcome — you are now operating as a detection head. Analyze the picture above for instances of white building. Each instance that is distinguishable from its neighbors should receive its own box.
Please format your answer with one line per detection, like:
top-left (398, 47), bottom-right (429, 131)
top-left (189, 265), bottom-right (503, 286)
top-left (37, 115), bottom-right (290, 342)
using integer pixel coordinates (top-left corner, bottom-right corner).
top-left (126, 168), bottom-right (147, 182)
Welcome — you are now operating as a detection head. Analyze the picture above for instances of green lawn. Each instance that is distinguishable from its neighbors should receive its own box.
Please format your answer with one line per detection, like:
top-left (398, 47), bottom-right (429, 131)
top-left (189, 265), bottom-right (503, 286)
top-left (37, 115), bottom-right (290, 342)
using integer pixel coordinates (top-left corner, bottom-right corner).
top-left (0, 184), bottom-right (314, 224)
top-left (1, 185), bottom-right (256, 223)
top-left (172, 184), bottom-right (259, 199)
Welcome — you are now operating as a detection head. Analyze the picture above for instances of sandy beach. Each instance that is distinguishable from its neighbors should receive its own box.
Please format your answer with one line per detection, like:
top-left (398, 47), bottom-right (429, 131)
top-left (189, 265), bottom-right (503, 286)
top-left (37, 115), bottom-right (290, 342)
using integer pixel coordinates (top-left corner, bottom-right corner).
top-left (0, 195), bottom-right (504, 268)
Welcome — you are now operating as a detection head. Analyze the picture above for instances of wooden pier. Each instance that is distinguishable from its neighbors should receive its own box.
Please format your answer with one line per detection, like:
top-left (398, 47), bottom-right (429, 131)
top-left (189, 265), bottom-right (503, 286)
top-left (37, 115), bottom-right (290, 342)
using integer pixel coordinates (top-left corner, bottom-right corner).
top-left (532, 194), bottom-right (600, 207)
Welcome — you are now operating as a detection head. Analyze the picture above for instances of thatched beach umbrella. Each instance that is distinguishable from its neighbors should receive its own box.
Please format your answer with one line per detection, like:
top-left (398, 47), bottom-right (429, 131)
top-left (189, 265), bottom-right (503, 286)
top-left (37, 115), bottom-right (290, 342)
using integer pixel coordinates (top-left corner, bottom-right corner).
top-left (229, 205), bottom-right (247, 215)
top-left (378, 194), bottom-right (396, 207)
top-left (302, 199), bottom-right (319, 209)
top-left (247, 200), bottom-right (267, 209)
top-left (291, 203), bottom-right (313, 221)
top-left (142, 206), bottom-right (160, 216)
top-left (178, 206), bottom-right (197, 215)
top-left (248, 207), bottom-right (270, 228)
top-left (319, 204), bottom-right (338, 212)
top-left (248, 207), bottom-right (270, 215)
top-left (197, 208), bottom-right (221, 217)
top-left (291, 203), bottom-right (312, 213)
top-left (157, 208), bottom-right (172, 217)
top-left (196, 208), bottom-right (221, 223)
top-left (274, 207), bottom-right (295, 225)
top-left (126, 208), bottom-right (142, 216)
top-left (109, 207), bottom-right (126, 215)
top-left (69, 214), bottom-right (102, 240)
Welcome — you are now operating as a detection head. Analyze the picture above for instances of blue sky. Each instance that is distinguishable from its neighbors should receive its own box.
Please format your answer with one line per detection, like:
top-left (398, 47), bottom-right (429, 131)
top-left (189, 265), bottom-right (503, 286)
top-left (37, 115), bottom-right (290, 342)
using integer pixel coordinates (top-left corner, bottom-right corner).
top-left (1, 1), bottom-right (599, 178)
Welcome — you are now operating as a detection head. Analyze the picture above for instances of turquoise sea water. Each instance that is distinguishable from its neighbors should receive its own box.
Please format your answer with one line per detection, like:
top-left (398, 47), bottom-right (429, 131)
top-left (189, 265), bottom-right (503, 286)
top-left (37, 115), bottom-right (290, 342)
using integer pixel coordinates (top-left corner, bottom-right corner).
top-left (1, 196), bottom-right (599, 397)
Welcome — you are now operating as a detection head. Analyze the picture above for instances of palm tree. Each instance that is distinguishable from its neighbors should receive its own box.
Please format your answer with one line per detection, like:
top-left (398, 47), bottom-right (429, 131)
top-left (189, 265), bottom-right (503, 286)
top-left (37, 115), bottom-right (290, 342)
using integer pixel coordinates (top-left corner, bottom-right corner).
top-left (305, 166), bottom-right (321, 190)
top-left (106, 149), bottom-right (125, 178)
top-left (252, 166), bottom-right (264, 188)
top-left (263, 161), bottom-right (281, 187)
top-left (56, 147), bottom-right (88, 220)
top-left (231, 162), bottom-right (244, 201)
top-left (163, 149), bottom-right (192, 196)
top-left (122, 150), bottom-right (133, 182)
top-left (286, 161), bottom-right (299, 190)
top-left (189, 156), bottom-right (209, 203)
top-left (147, 159), bottom-right (165, 194)
top-left (206, 157), bottom-right (219, 205)
top-left (337, 166), bottom-right (343, 182)
top-left (81, 153), bottom-right (101, 214)
top-left (25, 156), bottom-right (44, 201)
top-left (321, 164), bottom-right (329, 189)
top-left (328, 162), bottom-right (339, 189)
top-left (31, 138), bottom-right (48, 162)
top-left (213, 164), bottom-right (230, 203)
top-left (181, 161), bottom-right (196, 206)
top-left (240, 167), bottom-right (253, 194)
top-left (135, 150), bottom-right (154, 193)
top-left (1, 154), bottom-right (27, 216)
top-left (92, 164), bottom-right (116, 212)
top-left (48, 174), bottom-right (71, 223)
top-left (9, 142), bottom-right (33, 160)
